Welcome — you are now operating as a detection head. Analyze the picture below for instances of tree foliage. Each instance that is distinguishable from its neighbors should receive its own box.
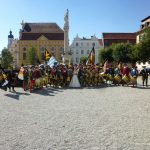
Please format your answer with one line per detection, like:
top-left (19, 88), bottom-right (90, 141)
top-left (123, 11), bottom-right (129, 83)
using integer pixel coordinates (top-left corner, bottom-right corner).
top-left (1, 48), bottom-right (13, 69)
top-left (98, 47), bottom-right (114, 64)
top-left (135, 28), bottom-right (150, 63)
top-left (99, 43), bottom-right (137, 64)
top-left (112, 43), bottom-right (134, 63)
top-left (26, 47), bottom-right (38, 65)
top-left (80, 56), bottom-right (88, 64)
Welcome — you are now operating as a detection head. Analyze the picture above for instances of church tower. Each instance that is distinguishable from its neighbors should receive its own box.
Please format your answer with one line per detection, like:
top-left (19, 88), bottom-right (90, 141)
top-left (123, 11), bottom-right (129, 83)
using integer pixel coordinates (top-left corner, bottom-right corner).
top-left (8, 30), bottom-right (14, 48)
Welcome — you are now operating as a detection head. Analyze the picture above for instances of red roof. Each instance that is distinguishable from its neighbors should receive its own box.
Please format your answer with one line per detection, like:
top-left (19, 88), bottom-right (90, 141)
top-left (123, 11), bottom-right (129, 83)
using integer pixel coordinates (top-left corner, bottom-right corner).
top-left (22, 23), bottom-right (64, 33)
top-left (20, 33), bottom-right (64, 40)
top-left (102, 33), bottom-right (136, 40)
top-left (20, 23), bottom-right (64, 40)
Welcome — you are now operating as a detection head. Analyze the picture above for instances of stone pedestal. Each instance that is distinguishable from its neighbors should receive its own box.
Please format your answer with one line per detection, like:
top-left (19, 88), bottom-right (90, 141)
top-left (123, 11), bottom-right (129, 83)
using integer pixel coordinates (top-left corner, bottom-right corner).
top-left (63, 53), bottom-right (71, 64)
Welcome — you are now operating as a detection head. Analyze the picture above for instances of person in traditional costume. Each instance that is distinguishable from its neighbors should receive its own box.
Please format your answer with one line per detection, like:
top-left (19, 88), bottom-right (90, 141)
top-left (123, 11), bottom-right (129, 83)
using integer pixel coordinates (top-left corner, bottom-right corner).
top-left (77, 65), bottom-right (83, 86)
top-left (62, 66), bottom-right (68, 87)
top-left (29, 66), bottom-right (36, 92)
top-left (67, 66), bottom-right (73, 86)
top-left (114, 66), bottom-right (122, 85)
top-left (69, 65), bottom-right (81, 88)
top-left (23, 67), bottom-right (29, 91)
top-left (0, 69), bottom-right (8, 90)
top-left (140, 66), bottom-right (149, 87)
top-left (130, 65), bottom-right (138, 87)
top-left (51, 67), bottom-right (57, 87)
top-left (6, 70), bottom-right (16, 92)
top-left (122, 64), bottom-right (130, 86)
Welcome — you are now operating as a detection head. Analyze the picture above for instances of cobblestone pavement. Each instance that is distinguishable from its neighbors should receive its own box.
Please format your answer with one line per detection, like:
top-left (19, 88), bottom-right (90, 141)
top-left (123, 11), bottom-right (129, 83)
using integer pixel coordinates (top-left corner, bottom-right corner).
top-left (0, 78), bottom-right (150, 150)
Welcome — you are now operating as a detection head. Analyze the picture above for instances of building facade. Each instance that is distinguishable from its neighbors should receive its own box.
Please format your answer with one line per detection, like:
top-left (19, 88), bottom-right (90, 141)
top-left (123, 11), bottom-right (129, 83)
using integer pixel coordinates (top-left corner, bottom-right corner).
top-left (102, 33), bottom-right (136, 48)
top-left (18, 22), bottom-right (64, 66)
top-left (136, 16), bottom-right (150, 44)
top-left (70, 35), bottom-right (102, 64)
top-left (8, 31), bottom-right (19, 68)
top-left (136, 16), bottom-right (150, 70)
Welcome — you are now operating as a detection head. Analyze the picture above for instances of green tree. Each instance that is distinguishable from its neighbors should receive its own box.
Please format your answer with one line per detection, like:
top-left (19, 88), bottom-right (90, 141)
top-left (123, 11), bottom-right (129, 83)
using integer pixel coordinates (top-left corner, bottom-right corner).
top-left (1, 48), bottom-right (13, 69)
top-left (26, 47), bottom-right (38, 65)
top-left (98, 47), bottom-right (114, 63)
top-left (135, 28), bottom-right (150, 63)
top-left (80, 56), bottom-right (88, 64)
top-left (112, 43), bottom-right (134, 63)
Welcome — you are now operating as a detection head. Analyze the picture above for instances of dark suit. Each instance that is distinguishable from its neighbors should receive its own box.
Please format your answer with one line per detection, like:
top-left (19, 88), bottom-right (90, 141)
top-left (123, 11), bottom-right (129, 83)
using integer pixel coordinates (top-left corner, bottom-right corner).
top-left (140, 68), bottom-right (149, 86)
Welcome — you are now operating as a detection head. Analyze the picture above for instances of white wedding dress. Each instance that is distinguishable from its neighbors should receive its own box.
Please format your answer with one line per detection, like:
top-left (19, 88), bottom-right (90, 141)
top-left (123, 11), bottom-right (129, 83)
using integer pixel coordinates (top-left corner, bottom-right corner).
top-left (69, 69), bottom-right (81, 88)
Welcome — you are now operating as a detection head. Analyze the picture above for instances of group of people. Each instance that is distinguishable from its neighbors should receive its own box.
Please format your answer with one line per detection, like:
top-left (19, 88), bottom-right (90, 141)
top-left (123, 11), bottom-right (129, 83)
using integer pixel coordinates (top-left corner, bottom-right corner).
top-left (0, 69), bottom-right (16, 91)
top-left (0, 62), bottom-right (149, 92)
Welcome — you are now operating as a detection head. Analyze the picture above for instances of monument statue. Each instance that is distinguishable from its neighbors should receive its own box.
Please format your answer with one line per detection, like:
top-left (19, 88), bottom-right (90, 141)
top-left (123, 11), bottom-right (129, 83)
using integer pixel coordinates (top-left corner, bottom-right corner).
top-left (64, 9), bottom-right (69, 27)
top-left (63, 9), bottom-right (71, 64)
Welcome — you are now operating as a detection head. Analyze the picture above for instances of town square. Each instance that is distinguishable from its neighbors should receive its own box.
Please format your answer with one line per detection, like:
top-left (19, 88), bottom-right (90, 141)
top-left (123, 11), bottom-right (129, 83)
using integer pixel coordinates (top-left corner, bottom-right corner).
top-left (0, 0), bottom-right (150, 149)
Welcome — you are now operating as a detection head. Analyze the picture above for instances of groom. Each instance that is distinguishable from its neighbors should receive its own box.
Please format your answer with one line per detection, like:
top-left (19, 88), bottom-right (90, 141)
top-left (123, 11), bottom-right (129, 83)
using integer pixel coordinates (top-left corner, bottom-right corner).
top-left (78, 65), bottom-right (83, 86)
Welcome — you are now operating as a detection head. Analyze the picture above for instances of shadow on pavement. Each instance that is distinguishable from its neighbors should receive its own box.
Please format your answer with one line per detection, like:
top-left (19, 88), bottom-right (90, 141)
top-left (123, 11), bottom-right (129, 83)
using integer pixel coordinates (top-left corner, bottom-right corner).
top-left (5, 91), bottom-right (30, 100)
top-left (31, 87), bottom-right (63, 96)
top-left (131, 86), bottom-right (150, 89)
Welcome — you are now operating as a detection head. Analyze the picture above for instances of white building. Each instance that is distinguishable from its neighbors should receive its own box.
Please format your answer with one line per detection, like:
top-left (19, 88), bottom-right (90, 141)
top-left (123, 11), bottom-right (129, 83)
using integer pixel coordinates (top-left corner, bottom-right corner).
top-left (70, 35), bottom-right (103, 64)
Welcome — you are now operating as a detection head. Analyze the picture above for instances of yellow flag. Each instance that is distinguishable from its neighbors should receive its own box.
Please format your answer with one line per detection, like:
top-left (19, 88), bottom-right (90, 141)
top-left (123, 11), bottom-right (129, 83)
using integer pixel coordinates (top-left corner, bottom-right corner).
top-left (45, 49), bottom-right (51, 61)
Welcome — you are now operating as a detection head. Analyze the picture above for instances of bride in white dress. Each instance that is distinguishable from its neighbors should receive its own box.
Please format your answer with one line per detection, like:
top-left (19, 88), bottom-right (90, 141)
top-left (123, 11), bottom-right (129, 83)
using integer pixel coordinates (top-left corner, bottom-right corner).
top-left (69, 66), bottom-right (81, 88)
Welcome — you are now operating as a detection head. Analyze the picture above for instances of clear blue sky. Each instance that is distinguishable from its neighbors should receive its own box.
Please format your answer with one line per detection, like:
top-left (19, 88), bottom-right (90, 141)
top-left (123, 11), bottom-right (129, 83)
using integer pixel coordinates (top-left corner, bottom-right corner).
top-left (0, 0), bottom-right (150, 52)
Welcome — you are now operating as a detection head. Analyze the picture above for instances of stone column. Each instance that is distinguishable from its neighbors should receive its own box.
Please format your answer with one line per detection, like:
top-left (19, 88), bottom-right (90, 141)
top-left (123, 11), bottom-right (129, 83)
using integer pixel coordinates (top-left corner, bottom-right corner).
top-left (63, 9), bottom-right (71, 64)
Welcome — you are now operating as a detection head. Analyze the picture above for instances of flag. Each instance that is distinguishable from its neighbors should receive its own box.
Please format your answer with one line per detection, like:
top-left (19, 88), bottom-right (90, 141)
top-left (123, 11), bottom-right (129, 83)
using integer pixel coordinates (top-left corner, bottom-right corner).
top-left (45, 49), bottom-right (51, 61)
top-left (103, 60), bottom-right (108, 73)
top-left (47, 56), bottom-right (57, 68)
top-left (86, 47), bottom-right (95, 65)
top-left (18, 67), bottom-right (24, 80)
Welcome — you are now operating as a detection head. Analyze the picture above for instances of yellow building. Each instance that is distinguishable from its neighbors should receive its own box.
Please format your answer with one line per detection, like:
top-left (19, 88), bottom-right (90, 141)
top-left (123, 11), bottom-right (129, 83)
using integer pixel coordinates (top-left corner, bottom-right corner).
top-left (18, 22), bottom-right (64, 66)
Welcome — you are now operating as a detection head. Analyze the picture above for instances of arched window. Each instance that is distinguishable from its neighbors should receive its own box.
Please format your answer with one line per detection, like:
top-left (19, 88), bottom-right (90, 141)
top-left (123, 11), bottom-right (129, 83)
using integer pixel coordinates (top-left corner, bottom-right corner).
top-left (40, 47), bottom-right (45, 60)
top-left (23, 47), bottom-right (26, 60)
top-left (40, 47), bottom-right (45, 53)
top-left (51, 47), bottom-right (55, 52)
top-left (60, 47), bottom-right (64, 54)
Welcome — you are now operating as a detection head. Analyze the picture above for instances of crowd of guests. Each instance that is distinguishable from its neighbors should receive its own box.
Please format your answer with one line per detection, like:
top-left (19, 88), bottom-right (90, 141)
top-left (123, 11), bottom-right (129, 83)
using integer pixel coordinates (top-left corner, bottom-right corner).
top-left (0, 62), bottom-right (149, 92)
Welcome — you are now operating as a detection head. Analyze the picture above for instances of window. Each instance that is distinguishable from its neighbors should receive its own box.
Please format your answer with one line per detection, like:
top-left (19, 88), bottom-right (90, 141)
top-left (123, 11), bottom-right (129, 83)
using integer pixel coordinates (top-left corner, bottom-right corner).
top-left (23, 53), bottom-right (26, 60)
top-left (40, 47), bottom-right (45, 52)
top-left (139, 34), bottom-right (143, 41)
top-left (23, 47), bottom-right (26, 51)
top-left (87, 43), bottom-right (89, 46)
top-left (81, 42), bottom-right (83, 46)
top-left (76, 50), bottom-right (79, 54)
top-left (87, 50), bottom-right (90, 54)
top-left (40, 47), bottom-right (45, 60)
top-left (70, 49), bottom-right (74, 54)
top-left (23, 47), bottom-right (26, 60)
top-left (60, 47), bottom-right (64, 54)
top-left (81, 50), bottom-right (84, 54)
top-left (41, 53), bottom-right (45, 60)
top-left (51, 47), bottom-right (55, 52)
top-left (76, 43), bottom-right (79, 46)
top-left (104, 40), bottom-right (109, 47)
top-left (76, 57), bottom-right (79, 63)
